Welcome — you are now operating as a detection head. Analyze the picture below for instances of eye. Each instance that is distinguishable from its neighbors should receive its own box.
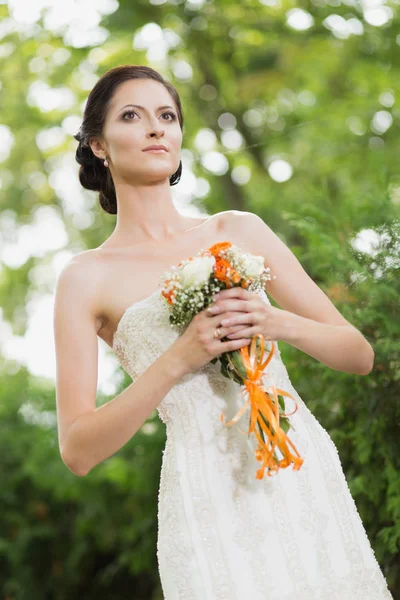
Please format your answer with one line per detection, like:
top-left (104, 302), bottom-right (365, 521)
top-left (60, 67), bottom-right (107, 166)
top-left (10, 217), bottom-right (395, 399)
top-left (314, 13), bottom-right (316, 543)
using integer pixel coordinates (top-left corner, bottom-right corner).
top-left (122, 110), bottom-right (137, 121)
top-left (162, 111), bottom-right (177, 121)
top-left (121, 110), bottom-right (177, 122)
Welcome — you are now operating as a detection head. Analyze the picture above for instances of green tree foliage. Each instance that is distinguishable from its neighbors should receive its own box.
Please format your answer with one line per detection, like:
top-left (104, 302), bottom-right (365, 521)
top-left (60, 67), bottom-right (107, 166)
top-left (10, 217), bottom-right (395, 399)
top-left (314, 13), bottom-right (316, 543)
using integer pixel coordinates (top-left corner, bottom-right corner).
top-left (0, 370), bottom-right (165, 599)
top-left (0, 0), bottom-right (399, 596)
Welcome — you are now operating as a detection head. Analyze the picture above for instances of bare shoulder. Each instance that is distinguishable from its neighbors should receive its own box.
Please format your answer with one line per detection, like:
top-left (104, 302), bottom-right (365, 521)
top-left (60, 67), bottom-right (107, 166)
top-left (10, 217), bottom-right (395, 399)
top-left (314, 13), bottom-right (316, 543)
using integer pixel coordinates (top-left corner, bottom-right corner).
top-left (219, 210), bottom-right (267, 250)
top-left (220, 209), bottom-right (259, 227)
top-left (54, 249), bottom-right (105, 328)
top-left (217, 210), bottom-right (247, 233)
top-left (55, 249), bottom-right (103, 291)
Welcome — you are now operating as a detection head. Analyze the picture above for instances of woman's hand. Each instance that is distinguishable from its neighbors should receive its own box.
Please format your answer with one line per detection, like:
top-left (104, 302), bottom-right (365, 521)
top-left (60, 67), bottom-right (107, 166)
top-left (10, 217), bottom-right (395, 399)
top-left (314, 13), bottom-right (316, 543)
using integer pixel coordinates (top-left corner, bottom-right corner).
top-left (207, 287), bottom-right (287, 342)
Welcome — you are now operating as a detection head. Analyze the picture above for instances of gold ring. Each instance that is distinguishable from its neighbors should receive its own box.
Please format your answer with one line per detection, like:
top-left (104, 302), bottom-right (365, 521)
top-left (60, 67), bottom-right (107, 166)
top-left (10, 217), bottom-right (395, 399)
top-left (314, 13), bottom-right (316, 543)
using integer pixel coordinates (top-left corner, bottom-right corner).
top-left (214, 327), bottom-right (221, 339)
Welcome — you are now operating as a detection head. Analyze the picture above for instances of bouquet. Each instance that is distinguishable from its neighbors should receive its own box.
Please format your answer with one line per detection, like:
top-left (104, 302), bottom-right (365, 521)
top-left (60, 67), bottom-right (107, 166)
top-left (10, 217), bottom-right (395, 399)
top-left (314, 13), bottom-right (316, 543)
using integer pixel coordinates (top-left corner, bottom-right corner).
top-left (160, 241), bottom-right (304, 479)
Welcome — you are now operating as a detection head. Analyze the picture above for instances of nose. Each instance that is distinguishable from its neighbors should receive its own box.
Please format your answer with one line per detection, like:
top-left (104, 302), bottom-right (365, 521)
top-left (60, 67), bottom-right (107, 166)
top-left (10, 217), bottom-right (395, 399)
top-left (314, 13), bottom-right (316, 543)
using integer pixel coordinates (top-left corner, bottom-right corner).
top-left (148, 130), bottom-right (165, 144)
top-left (147, 117), bottom-right (165, 136)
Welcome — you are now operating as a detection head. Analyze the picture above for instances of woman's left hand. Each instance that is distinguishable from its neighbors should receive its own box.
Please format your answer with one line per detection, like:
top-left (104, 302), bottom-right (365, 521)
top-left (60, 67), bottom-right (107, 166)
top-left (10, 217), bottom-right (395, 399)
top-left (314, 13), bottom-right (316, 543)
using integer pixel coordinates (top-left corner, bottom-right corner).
top-left (207, 286), bottom-right (287, 342)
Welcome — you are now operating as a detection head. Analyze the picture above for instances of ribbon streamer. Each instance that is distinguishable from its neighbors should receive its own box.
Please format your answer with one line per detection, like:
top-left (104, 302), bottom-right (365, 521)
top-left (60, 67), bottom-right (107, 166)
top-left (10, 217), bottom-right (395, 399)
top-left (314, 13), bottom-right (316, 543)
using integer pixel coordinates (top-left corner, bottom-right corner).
top-left (220, 334), bottom-right (304, 479)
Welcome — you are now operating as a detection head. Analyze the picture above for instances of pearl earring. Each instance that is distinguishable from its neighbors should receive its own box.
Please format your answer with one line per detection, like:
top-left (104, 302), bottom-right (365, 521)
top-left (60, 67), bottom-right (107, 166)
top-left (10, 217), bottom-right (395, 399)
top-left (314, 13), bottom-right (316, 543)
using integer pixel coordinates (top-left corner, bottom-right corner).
top-left (103, 157), bottom-right (109, 167)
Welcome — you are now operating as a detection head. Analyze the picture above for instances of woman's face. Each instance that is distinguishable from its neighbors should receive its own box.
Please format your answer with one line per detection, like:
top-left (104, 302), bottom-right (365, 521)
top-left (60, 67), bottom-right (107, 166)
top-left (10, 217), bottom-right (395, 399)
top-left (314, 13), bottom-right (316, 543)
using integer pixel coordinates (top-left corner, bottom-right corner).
top-left (97, 78), bottom-right (182, 184)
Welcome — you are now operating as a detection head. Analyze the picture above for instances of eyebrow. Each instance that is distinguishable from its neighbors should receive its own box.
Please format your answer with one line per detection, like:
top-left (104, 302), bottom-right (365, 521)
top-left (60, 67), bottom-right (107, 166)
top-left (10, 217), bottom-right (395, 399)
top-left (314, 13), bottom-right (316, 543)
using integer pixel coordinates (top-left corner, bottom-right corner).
top-left (118, 104), bottom-right (175, 113)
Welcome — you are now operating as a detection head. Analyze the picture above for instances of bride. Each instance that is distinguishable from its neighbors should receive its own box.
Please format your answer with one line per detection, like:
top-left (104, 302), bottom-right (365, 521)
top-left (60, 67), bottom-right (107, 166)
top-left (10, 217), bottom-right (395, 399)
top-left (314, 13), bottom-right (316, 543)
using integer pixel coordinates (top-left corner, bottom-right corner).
top-left (53, 64), bottom-right (393, 598)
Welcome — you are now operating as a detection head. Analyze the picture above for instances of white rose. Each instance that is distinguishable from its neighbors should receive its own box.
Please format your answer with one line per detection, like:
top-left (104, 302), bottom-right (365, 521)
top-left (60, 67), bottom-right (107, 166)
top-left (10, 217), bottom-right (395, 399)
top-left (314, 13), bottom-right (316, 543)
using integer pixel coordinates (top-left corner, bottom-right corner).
top-left (242, 254), bottom-right (265, 277)
top-left (180, 255), bottom-right (215, 288)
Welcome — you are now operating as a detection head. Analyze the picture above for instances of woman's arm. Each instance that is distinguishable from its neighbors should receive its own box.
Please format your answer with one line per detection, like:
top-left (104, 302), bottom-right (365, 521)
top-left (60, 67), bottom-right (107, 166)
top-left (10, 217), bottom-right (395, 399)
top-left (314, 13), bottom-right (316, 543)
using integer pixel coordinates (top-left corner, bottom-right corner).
top-left (278, 309), bottom-right (374, 374)
top-left (54, 256), bottom-right (188, 478)
top-left (62, 347), bottom-right (186, 477)
top-left (229, 211), bottom-right (374, 375)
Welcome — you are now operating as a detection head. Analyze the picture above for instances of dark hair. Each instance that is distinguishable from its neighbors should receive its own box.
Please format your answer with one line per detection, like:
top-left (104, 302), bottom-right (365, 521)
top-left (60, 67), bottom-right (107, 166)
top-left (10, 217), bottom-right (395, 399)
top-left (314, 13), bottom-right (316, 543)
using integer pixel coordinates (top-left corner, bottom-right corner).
top-left (73, 65), bottom-right (184, 215)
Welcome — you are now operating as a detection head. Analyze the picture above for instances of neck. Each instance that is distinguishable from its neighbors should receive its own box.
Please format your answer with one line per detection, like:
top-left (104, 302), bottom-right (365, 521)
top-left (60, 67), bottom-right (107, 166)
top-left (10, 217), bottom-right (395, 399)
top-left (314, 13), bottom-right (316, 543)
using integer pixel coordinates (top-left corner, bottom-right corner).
top-left (112, 179), bottom-right (189, 245)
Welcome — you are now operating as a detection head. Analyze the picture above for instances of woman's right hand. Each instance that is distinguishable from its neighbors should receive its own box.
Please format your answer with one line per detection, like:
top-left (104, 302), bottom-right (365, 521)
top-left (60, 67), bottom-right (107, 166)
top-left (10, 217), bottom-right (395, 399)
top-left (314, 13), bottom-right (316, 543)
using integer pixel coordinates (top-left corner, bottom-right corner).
top-left (171, 303), bottom-right (253, 375)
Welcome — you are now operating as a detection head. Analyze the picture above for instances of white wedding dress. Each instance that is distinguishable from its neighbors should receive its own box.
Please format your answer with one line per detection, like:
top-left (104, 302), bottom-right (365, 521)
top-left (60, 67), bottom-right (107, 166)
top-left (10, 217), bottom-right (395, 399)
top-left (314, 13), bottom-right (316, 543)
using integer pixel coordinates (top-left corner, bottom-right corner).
top-left (112, 287), bottom-right (393, 600)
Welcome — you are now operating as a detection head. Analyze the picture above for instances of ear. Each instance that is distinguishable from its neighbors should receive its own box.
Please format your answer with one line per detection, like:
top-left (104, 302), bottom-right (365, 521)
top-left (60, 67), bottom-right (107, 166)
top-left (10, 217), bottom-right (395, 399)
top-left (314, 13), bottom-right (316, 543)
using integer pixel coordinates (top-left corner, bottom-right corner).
top-left (89, 137), bottom-right (107, 161)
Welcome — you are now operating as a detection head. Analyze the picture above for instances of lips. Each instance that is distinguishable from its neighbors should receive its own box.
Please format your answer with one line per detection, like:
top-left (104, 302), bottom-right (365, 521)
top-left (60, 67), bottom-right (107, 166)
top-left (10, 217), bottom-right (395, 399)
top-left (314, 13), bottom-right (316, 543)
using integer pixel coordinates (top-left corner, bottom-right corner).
top-left (143, 145), bottom-right (168, 151)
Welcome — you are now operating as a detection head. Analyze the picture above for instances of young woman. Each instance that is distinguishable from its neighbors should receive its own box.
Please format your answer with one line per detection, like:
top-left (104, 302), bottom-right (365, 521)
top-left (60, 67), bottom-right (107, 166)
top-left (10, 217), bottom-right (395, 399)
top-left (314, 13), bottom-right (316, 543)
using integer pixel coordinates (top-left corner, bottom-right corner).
top-left (53, 64), bottom-right (393, 599)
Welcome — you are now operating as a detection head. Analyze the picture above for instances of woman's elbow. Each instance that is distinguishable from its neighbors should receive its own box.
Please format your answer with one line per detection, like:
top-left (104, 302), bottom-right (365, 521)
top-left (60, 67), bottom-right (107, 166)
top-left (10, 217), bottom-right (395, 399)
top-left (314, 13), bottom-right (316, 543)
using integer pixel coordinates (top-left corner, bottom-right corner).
top-left (60, 446), bottom-right (91, 477)
top-left (359, 344), bottom-right (375, 376)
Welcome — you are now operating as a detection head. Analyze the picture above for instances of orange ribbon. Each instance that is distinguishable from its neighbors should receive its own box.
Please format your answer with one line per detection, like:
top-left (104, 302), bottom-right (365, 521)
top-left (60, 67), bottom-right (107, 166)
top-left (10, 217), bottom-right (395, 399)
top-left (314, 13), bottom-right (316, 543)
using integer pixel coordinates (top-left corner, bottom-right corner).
top-left (220, 334), bottom-right (304, 479)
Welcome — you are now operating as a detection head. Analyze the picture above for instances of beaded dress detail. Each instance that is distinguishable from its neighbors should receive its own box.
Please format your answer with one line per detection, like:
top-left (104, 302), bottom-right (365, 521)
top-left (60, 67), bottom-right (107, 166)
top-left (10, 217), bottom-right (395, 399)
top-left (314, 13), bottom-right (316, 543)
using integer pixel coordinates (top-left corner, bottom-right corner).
top-left (113, 288), bottom-right (393, 600)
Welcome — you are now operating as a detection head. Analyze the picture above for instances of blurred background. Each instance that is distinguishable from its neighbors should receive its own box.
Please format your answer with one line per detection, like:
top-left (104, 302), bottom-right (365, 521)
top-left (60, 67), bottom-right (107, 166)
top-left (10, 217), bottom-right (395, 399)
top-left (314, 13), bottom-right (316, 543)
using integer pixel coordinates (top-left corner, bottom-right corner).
top-left (0, 0), bottom-right (399, 597)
